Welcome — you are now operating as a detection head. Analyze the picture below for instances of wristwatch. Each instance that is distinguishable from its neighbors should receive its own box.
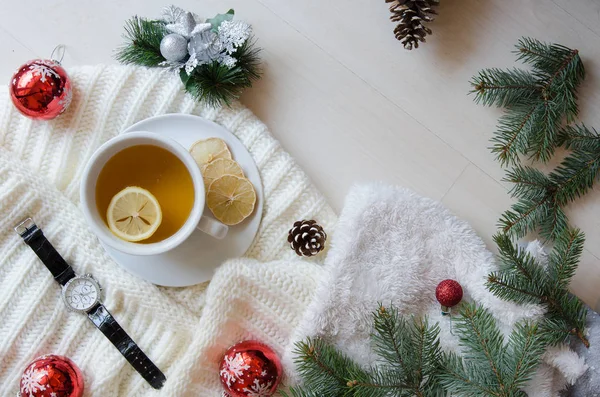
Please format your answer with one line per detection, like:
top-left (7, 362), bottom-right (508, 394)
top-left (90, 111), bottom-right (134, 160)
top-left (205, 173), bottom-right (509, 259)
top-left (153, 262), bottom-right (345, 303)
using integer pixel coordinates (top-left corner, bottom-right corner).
top-left (14, 218), bottom-right (166, 390)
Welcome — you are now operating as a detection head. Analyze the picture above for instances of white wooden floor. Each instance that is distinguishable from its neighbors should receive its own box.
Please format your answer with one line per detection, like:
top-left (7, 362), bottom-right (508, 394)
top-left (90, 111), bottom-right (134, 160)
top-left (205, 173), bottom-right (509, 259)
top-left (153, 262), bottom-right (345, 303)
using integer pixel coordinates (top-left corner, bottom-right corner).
top-left (1, 0), bottom-right (600, 311)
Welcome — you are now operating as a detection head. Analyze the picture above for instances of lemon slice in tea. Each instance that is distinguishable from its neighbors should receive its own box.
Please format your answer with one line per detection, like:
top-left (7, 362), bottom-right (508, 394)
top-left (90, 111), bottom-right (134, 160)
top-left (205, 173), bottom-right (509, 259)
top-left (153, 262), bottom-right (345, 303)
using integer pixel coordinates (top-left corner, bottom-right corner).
top-left (190, 138), bottom-right (232, 166)
top-left (201, 158), bottom-right (245, 190)
top-left (107, 186), bottom-right (162, 242)
top-left (207, 175), bottom-right (256, 225)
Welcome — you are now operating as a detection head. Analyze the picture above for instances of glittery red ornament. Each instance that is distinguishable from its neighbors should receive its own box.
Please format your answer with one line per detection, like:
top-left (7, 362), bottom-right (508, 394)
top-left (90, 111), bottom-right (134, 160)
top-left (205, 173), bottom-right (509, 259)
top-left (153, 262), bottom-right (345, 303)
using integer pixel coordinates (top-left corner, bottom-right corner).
top-left (9, 59), bottom-right (72, 120)
top-left (19, 355), bottom-right (84, 397)
top-left (219, 341), bottom-right (282, 397)
top-left (435, 279), bottom-right (463, 308)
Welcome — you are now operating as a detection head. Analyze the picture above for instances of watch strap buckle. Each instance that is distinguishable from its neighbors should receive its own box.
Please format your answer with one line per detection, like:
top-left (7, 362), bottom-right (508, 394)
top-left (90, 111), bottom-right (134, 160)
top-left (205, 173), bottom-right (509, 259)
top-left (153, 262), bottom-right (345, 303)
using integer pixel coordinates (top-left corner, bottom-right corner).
top-left (14, 217), bottom-right (36, 237)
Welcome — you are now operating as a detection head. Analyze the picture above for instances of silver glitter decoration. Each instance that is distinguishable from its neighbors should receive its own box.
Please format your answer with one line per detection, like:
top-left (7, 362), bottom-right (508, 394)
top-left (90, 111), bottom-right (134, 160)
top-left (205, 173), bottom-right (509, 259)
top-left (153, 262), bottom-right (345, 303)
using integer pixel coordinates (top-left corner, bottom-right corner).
top-left (159, 5), bottom-right (253, 73)
top-left (218, 20), bottom-right (251, 55)
top-left (188, 24), bottom-right (223, 64)
top-left (160, 33), bottom-right (189, 62)
top-left (163, 5), bottom-right (206, 39)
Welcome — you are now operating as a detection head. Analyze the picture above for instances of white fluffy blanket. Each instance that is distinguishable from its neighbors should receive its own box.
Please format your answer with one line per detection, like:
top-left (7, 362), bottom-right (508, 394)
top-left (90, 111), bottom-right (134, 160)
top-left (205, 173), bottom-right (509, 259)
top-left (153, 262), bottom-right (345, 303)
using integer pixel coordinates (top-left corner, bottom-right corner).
top-left (284, 183), bottom-right (588, 396)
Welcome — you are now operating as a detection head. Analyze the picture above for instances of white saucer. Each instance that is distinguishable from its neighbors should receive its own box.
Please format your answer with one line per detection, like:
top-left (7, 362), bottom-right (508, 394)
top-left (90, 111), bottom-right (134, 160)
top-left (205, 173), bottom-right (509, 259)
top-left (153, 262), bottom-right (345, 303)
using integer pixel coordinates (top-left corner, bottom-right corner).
top-left (99, 114), bottom-right (264, 287)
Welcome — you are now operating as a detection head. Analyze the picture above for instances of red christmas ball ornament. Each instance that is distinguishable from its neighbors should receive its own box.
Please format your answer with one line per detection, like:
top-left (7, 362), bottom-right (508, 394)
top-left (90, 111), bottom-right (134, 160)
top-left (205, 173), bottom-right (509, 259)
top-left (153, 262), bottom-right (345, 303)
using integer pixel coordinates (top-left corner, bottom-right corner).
top-left (219, 340), bottom-right (282, 397)
top-left (9, 59), bottom-right (72, 120)
top-left (19, 355), bottom-right (84, 397)
top-left (436, 279), bottom-right (463, 310)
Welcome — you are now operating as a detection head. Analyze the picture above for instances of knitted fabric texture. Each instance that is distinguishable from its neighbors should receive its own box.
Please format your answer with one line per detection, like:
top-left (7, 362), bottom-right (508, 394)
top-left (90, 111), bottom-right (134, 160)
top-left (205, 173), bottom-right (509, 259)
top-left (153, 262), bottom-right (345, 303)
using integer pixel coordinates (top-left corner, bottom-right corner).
top-left (0, 65), bottom-right (336, 396)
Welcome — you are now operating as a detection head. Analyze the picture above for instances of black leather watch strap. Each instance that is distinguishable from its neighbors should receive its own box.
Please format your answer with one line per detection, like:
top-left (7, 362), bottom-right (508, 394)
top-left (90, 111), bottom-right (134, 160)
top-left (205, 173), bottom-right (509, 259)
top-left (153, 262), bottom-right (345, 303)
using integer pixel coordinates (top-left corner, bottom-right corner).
top-left (88, 303), bottom-right (166, 389)
top-left (14, 218), bottom-right (75, 286)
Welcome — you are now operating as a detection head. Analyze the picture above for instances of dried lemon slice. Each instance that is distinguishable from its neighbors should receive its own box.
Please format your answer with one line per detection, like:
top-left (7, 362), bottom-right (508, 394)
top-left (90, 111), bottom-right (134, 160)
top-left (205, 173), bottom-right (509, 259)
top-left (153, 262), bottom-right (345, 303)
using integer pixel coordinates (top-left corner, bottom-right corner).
top-left (190, 138), bottom-right (232, 166)
top-left (107, 186), bottom-right (162, 242)
top-left (201, 158), bottom-right (245, 190)
top-left (207, 175), bottom-right (256, 225)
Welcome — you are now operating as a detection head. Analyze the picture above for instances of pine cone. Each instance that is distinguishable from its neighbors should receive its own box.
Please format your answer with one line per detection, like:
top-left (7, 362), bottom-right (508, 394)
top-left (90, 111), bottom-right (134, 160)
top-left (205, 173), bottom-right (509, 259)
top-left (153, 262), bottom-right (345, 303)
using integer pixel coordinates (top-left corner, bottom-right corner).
top-left (385, 0), bottom-right (439, 50)
top-left (288, 220), bottom-right (327, 257)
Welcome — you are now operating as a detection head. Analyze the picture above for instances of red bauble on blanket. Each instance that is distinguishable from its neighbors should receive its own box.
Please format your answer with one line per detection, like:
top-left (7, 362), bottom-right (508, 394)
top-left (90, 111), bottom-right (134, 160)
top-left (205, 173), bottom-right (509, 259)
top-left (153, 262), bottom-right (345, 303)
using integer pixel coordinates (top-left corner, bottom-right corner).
top-left (436, 279), bottom-right (463, 309)
top-left (219, 341), bottom-right (282, 397)
top-left (19, 355), bottom-right (84, 397)
top-left (9, 59), bottom-right (72, 120)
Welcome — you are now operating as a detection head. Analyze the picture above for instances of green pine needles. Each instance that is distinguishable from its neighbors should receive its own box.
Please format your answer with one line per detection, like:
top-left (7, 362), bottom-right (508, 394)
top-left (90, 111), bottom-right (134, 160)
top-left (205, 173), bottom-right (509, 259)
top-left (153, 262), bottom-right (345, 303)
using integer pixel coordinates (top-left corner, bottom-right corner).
top-left (471, 38), bottom-right (598, 241)
top-left (116, 17), bottom-right (168, 67)
top-left (287, 304), bottom-right (549, 396)
top-left (439, 303), bottom-right (548, 397)
top-left (283, 305), bottom-right (445, 397)
top-left (115, 10), bottom-right (261, 107)
top-left (487, 229), bottom-right (589, 347)
top-left (472, 38), bottom-right (584, 165)
top-left (179, 39), bottom-right (261, 106)
top-left (472, 38), bottom-right (595, 332)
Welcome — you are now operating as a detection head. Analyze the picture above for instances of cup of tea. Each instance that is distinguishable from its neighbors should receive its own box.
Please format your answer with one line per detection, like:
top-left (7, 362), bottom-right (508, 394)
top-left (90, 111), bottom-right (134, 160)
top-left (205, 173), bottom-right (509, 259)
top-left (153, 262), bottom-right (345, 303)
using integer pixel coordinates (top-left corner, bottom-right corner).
top-left (80, 131), bottom-right (228, 256)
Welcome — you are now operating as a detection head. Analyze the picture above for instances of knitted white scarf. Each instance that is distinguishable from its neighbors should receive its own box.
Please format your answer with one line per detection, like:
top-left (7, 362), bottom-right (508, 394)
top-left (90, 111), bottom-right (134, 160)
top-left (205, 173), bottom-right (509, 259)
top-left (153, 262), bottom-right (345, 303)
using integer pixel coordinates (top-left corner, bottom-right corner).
top-left (0, 65), bottom-right (336, 396)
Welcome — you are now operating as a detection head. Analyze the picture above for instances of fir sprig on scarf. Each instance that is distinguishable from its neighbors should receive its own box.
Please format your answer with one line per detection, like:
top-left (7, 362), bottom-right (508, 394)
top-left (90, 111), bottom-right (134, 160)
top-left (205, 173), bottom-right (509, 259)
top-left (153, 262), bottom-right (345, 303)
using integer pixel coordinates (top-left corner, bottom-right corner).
top-left (116, 6), bottom-right (260, 107)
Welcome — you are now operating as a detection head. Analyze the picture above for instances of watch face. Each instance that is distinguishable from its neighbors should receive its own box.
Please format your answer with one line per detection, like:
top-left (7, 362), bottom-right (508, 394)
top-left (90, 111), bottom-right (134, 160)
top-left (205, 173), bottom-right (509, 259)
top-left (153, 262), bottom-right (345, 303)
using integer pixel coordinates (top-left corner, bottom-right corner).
top-left (62, 276), bottom-right (100, 312)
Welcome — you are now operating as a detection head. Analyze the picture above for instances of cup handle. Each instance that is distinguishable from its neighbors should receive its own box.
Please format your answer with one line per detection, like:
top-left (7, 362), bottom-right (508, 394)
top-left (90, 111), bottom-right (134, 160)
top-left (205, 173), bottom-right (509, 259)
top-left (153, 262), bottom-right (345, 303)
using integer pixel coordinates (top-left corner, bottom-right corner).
top-left (197, 215), bottom-right (228, 239)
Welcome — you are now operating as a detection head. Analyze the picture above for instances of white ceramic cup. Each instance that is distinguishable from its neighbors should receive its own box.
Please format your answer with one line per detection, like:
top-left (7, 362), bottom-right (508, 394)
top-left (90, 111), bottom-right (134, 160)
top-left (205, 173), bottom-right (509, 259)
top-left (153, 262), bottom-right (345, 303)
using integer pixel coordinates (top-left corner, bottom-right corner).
top-left (80, 131), bottom-right (228, 256)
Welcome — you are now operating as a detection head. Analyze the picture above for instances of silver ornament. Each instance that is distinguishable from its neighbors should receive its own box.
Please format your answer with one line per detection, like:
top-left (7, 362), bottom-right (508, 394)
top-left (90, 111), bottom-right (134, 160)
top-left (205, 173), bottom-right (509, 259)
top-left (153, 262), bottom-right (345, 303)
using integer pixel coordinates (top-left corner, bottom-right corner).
top-left (164, 6), bottom-right (206, 39)
top-left (160, 33), bottom-right (188, 62)
top-left (188, 25), bottom-right (223, 64)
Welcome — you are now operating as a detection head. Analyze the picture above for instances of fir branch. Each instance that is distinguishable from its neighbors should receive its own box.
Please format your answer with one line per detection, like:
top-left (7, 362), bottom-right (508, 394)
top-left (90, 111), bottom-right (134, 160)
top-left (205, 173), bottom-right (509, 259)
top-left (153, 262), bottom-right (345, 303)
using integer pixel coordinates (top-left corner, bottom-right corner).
top-left (439, 304), bottom-right (547, 397)
top-left (515, 37), bottom-right (584, 122)
top-left (506, 322), bottom-right (548, 390)
top-left (499, 126), bottom-right (600, 240)
top-left (558, 124), bottom-right (600, 149)
top-left (493, 233), bottom-right (549, 283)
top-left (184, 37), bottom-right (261, 107)
top-left (289, 305), bottom-right (443, 396)
top-left (530, 98), bottom-right (561, 162)
top-left (551, 125), bottom-right (600, 204)
top-left (503, 166), bottom-right (550, 202)
top-left (515, 37), bottom-right (579, 78)
top-left (439, 352), bottom-right (501, 396)
top-left (234, 37), bottom-right (262, 81)
top-left (472, 37), bottom-right (585, 165)
top-left (500, 162), bottom-right (576, 241)
top-left (486, 273), bottom-right (547, 305)
top-left (490, 105), bottom-right (537, 166)
top-left (115, 17), bottom-right (168, 67)
top-left (372, 305), bottom-right (443, 395)
top-left (454, 305), bottom-right (506, 388)
top-left (471, 68), bottom-right (540, 108)
top-left (487, 231), bottom-right (589, 347)
top-left (115, 11), bottom-right (262, 107)
top-left (498, 194), bottom-right (560, 240)
top-left (548, 228), bottom-right (584, 288)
